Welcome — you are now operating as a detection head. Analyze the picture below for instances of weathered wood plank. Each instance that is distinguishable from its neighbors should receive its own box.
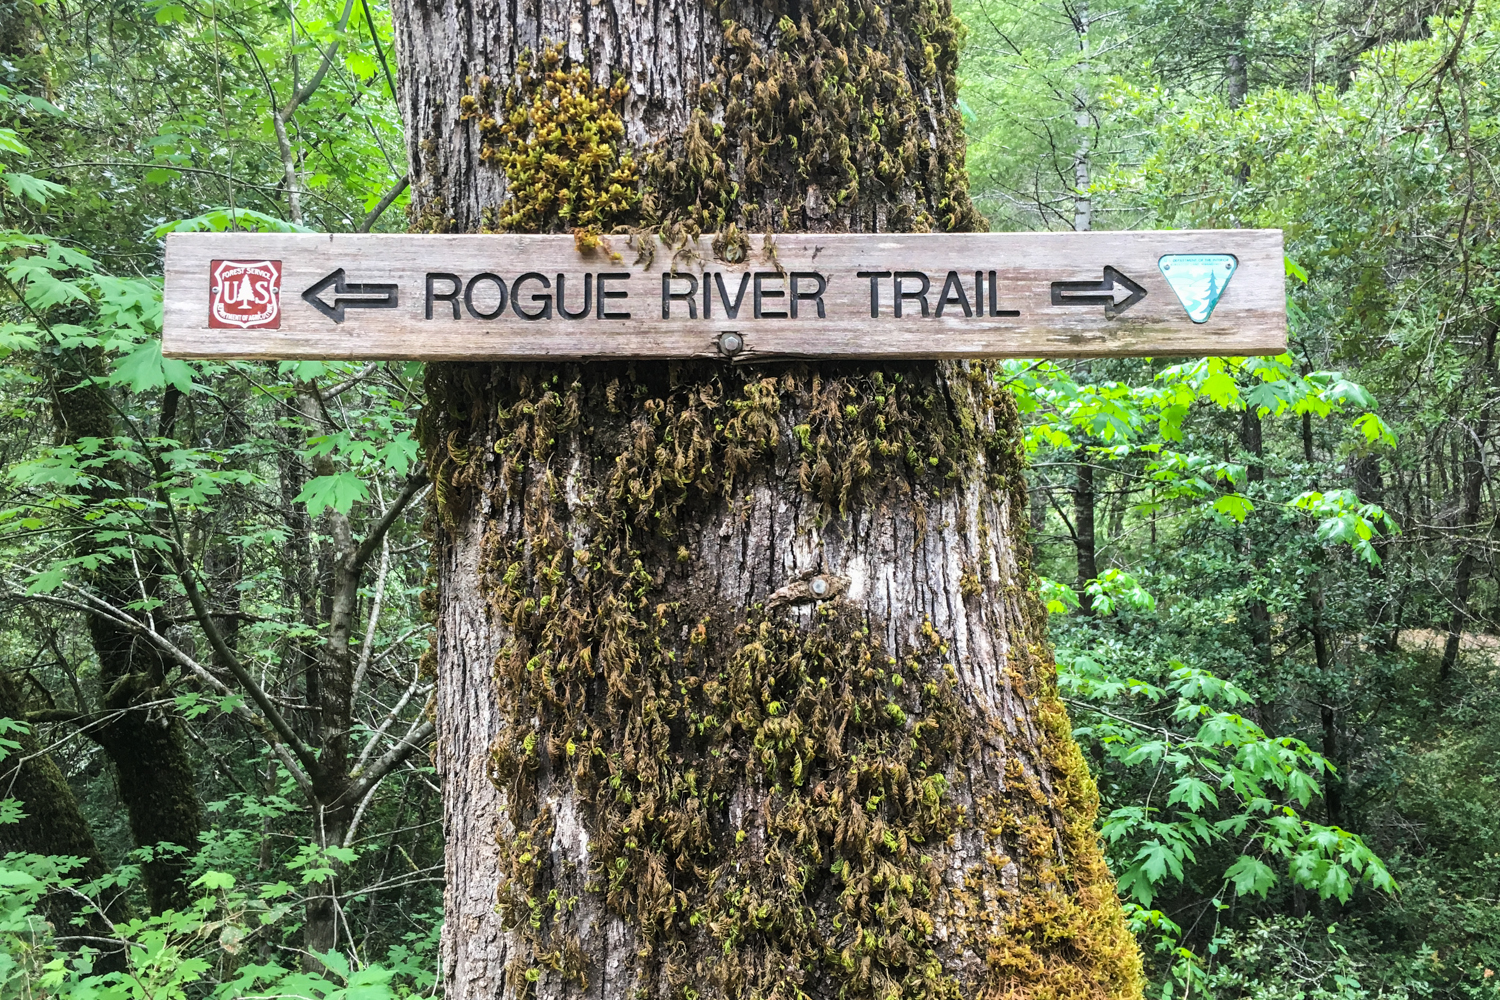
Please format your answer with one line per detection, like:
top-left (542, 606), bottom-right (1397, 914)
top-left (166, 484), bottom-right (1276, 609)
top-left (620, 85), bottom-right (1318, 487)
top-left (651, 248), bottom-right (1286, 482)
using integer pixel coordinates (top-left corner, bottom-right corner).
top-left (162, 230), bottom-right (1286, 360)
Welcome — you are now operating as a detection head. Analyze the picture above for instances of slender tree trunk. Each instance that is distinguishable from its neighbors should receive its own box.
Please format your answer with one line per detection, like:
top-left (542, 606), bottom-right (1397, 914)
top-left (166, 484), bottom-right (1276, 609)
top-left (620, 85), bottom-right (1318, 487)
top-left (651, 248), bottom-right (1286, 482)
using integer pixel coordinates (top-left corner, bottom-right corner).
top-left (1240, 409), bottom-right (1271, 666)
top-left (293, 384), bottom-right (421, 960)
top-left (295, 385), bottom-right (358, 959)
top-left (1072, 1), bottom-right (1092, 234)
top-left (1074, 459), bottom-right (1099, 605)
top-left (1227, 34), bottom-right (1270, 672)
top-left (302, 518), bottom-right (362, 960)
top-left (1070, 9), bottom-right (1097, 608)
top-left (1299, 384), bottom-right (1342, 825)
top-left (1352, 454), bottom-right (1396, 648)
top-left (1310, 587), bottom-right (1341, 827)
top-left (48, 352), bottom-right (202, 914)
top-left (394, 3), bottom-right (1142, 999)
top-left (1227, 51), bottom-right (1248, 108)
top-left (1442, 322), bottom-right (1496, 680)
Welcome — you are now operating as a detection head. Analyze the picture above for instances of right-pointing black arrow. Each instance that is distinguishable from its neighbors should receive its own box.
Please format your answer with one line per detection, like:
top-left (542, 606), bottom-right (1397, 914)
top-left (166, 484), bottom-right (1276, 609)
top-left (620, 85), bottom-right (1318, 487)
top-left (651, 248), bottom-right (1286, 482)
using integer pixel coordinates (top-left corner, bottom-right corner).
top-left (1050, 266), bottom-right (1147, 318)
top-left (302, 268), bottom-right (398, 323)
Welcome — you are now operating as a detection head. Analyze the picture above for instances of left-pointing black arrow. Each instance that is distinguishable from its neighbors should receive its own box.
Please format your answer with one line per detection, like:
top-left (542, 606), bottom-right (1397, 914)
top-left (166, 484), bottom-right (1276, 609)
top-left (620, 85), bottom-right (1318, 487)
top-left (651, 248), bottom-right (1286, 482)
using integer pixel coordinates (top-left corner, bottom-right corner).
top-left (1049, 265), bottom-right (1147, 319)
top-left (302, 268), bottom-right (398, 323)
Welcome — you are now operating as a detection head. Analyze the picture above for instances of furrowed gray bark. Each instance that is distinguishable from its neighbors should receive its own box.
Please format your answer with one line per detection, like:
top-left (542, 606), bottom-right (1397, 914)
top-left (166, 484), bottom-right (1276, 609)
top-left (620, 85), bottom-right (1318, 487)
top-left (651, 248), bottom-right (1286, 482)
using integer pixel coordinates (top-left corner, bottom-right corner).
top-left (392, 1), bottom-right (1141, 998)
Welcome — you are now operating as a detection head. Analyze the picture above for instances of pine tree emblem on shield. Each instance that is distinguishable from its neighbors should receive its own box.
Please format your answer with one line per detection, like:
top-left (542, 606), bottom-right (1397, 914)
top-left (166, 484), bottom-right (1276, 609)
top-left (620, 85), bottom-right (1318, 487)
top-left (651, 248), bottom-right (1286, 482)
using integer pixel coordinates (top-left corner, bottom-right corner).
top-left (209, 259), bottom-right (282, 329)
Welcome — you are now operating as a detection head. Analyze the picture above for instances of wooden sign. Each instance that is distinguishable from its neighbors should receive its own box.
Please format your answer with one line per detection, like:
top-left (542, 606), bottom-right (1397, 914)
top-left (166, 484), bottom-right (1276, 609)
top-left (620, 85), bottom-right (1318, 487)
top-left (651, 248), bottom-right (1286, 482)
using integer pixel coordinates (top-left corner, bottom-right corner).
top-left (162, 230), bottom-right (1286, 361)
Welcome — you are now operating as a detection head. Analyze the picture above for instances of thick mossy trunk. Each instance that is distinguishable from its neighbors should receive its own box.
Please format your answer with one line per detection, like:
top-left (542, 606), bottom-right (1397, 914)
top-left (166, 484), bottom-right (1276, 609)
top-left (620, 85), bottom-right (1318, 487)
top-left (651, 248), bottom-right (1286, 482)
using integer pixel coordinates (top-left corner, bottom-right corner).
top-left (424, 361), bottom-right (1140, 1000)
top-left (393, 1), bottom-right (1142, 998)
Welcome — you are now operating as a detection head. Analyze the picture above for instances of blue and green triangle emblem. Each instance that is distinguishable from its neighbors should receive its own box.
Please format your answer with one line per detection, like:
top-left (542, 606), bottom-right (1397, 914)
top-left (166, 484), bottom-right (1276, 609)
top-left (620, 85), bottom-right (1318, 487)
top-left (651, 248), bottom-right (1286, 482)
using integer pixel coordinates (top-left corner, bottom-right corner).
top-left (1159, 254), bottom-right (1237, 323)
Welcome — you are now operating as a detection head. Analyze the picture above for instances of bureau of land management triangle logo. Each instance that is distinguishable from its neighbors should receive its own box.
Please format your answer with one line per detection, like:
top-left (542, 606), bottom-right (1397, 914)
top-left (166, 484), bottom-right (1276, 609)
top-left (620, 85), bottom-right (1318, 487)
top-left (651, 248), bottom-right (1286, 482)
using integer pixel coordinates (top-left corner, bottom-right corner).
top-left (1158, 254), bottom-right (1237, 324)
top-left (210, 259), bottom-right (283, 329)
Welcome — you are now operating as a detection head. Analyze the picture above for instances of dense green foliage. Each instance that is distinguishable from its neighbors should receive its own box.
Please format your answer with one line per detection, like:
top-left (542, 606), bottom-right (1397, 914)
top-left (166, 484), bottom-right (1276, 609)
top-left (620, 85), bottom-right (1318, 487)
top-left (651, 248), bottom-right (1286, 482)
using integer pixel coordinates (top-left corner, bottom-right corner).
top-left (960, 2), bottom-right (1500, 998)
top-left (0, 1), bottom-right (1492, 1000)
top-left (0, 2), bottom-right (438, 997)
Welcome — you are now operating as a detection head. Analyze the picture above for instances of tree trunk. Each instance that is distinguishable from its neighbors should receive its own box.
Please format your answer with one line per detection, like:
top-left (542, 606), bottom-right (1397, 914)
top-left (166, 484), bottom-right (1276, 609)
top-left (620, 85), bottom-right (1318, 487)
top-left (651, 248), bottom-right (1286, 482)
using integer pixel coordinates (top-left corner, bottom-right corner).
top-left (1069, 8), bottom-right (1096, 608)
top-left (295, 385), bottom-right (359, 960)
top-left (1073, 460), bottom-right (1099, 607)
top-left (48, 352), bottom-right (202, 914)
top-left (283, 385), bottom-right (430, 962)
top-left (1352, 454), bottom-right (1397, 649)
top-left (1239, 409), bottom-right (1271, 667)
top-left (393, 2), bottom-right (1142, 999)
top-left (1071, 1), bottom-right (1092, 234)
top-left (0, 670), bottom-right (132, 945)
top-left (1310, 587), bottom-right (1341, 827)
top-left (1442, 321), bottom-right (1496, 681)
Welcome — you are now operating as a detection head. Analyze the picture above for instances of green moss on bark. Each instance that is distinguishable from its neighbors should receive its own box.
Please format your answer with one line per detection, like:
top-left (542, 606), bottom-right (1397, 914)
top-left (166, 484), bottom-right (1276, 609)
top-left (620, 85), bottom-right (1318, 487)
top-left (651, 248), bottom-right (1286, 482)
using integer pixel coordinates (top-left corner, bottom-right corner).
top-left (460, 45), bottom-right (640, 239)
top-left (642, 1), bottom-right (983, 234)
top-left (420, 2), bottom-right (1141, 994)
top-left (448, 4), bottom-right (983, 237)
top-left (422, 362), bottom-right (1141, 1000)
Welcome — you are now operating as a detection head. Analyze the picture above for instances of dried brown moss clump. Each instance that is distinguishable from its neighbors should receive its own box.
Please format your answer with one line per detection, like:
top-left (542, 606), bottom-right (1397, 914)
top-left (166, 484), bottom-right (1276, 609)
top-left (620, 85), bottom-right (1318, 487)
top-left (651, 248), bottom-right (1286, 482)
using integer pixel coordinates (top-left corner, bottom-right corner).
top-left (422, 362), bottom-right (1142, 1000)
top-left (460, 44), bottom-right (641, 237)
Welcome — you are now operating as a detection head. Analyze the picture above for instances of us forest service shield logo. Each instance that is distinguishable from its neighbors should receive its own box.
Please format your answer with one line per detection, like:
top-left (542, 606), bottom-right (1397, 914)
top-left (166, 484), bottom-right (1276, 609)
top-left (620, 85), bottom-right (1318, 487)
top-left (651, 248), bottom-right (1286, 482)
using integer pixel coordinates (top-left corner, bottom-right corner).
top-left (209, 259), bottom-right (283, 329)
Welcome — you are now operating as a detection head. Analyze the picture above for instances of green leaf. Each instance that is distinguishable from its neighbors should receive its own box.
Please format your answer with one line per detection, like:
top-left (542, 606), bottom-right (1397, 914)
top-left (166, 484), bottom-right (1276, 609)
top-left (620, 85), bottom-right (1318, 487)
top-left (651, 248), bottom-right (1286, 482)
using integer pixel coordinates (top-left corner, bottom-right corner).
top-left (1244, 380), bottom-right (1288, 416)
top-left (25, 566), bottom-right (65, 595)
top-left (295, 472), bottom-right (370, 517)
top-left (1166, 775), bottom-right (1218, 813)
top-left (0, 867), bottom-right (38, 887)
top-left (150, 2), bottom-right (190, 23)
top-left (4, 172), bottom-right (67, 205)
top-left (326, 845), bottom-right (358, 865)
top-left (154, 207), bottom-right (315, 237)
top-left (1135, 840), bottom-right (1185, 884)
top-left (347, 51), bottom-right (380, 78)
top-left (6, 259), bottom-right (89, 310)
top-left (281, 360), bottom-right (330, 381)
top-left (0, 128), bottom-right (29, 155)
top-left (194, 870), bottom-right (237, 890)
top-left (378, 432), bottom-right (420, 477)
top-left (111, 339), bottom-right (195, 394)
top-left (1117, 863), bottom-right (1157, 907)
top-left (314, 948), bottom-right (352, 980)
top-left (1354, 412), bottom-right (1396, 447)
top-left (1039, 576), bottom-right (1081, 615)
top-left (1212, 493), bottom-right (1254, 522)
top-left (1199, 370), bottom-right (1239, 408)
top-left (1224, 855), bottom-right (1276, 898)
